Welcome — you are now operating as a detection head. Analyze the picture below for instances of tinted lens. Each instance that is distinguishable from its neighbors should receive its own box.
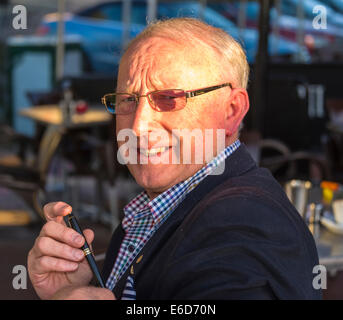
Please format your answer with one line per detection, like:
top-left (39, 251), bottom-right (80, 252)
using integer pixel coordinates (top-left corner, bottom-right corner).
top-left (150, 90), bottom-right (186, 111)
top-left (105, 94), bottom-right (136, 114)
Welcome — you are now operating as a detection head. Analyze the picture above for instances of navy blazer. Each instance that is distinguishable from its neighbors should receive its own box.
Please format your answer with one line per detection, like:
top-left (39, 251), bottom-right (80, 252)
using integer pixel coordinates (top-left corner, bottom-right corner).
top-left (102, 144), bottom-right (322, 300)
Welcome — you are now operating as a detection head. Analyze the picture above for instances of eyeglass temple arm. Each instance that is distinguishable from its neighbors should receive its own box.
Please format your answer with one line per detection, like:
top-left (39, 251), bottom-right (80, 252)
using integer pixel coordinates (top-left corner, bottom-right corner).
top-left (186, 83), bottom-right (232, 98)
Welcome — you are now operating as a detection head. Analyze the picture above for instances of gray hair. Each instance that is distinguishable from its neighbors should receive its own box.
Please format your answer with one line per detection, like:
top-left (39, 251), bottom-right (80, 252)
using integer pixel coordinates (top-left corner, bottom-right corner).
top-left (124, 17), bottom-right (250, 89)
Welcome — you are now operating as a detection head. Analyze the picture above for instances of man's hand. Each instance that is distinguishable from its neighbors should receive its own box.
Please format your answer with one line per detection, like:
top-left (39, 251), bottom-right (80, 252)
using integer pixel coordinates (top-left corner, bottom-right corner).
top-left (27, 202), bottom-right (96, 300)
top-left (52, 285), bottom-right (115, 300)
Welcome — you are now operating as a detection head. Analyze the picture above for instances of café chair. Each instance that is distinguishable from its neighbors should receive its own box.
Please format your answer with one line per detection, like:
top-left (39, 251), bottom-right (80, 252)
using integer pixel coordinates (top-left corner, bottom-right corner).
top-left (256, 138), bottom-right (292, 174)
top-left (325, 122), bottom-right (343, 183)
top-left (61, 130), bottom-right (109, 217)
top-left (0, 123), bottom-right (34, 165)
top-left (0, 124), bottom-right (64, 224)
top-left (259, 146), bottom-right (330, 184)
top-left (63, 129), bottom-right (133, 231)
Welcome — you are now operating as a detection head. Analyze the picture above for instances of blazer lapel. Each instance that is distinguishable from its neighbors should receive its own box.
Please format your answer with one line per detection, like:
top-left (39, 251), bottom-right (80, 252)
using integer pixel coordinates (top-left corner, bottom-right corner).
top-left (101, 225), bottom-right (125, 284)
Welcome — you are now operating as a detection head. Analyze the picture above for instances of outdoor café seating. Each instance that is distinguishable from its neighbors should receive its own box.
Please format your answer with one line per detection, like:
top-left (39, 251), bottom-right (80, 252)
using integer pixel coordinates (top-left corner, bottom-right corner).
top-left (0, 124), bottom-right (64, 224)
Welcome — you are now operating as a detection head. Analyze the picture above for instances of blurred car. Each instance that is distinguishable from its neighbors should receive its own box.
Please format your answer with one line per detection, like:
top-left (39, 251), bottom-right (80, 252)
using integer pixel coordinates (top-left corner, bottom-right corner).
top-left (36, 0), bottom-right (305, 74)
top-left (209, 1), bottom-right (343, 54)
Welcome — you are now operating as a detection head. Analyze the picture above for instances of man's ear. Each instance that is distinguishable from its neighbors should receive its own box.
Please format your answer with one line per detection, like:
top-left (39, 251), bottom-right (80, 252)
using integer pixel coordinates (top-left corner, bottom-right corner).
top-left (225, 88), bottom-right (250, 136)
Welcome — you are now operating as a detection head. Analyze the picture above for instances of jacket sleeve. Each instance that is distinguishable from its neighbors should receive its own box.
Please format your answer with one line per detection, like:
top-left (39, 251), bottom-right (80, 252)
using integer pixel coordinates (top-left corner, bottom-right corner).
top-left (152, 196), bottom-right (319, 300)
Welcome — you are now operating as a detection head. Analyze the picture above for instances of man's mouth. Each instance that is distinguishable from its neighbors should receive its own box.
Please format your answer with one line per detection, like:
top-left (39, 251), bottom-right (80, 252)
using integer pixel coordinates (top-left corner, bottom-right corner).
top-left (139, 146), bottom-right (170, 157)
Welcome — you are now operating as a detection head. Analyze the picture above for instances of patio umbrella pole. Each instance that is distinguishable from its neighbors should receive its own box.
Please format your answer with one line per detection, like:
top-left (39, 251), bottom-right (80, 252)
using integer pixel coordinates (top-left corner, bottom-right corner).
top-left (122, 0), bottom-right (132, 54)
top-left (238, 0), bottom-right (247, 42)
top-left (250, 0), bottom-right (271, 134)
top-left (295, 0), bottom-right (305, 62)
top-left (56, 0), bottom-right (65, 82)
top-left (147, 0), bottom-right (157, 23)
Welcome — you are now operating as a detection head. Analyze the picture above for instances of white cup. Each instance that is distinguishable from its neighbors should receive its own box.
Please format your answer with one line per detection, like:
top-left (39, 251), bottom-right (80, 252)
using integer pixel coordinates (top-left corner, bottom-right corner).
top-left (333, 199), bottom-right (343, 224)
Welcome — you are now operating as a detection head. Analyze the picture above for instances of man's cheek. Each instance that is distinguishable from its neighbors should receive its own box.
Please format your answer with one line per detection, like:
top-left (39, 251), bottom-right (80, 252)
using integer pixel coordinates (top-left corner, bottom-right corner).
top-left (116, 129), bottom-right (138, 165)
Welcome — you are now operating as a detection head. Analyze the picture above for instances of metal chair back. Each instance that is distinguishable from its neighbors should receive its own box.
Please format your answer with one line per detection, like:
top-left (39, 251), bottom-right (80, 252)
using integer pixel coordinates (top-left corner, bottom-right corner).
top-left (36, 125), bottom-right (63, 183)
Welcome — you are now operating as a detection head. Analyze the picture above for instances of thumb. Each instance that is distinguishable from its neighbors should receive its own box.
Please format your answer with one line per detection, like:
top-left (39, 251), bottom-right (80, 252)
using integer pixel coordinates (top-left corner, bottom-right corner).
top-left (43, 201), bottom-right (72, 223)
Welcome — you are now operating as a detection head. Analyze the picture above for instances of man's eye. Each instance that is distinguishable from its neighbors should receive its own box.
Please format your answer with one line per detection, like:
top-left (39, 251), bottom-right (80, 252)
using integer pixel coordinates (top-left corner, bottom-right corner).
top-left (120, 96), bottom-right (135, 103)
top-left (158, 95), bottom-right (177, 100)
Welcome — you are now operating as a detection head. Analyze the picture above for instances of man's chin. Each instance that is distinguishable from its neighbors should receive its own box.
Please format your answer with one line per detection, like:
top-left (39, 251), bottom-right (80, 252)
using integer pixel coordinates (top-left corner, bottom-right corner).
top-left (130, 166), bottom-right (179, 197)
top-left (135, 177), bottom-right (173, 197)
top-left (128, 163), bottom-right (202, 198)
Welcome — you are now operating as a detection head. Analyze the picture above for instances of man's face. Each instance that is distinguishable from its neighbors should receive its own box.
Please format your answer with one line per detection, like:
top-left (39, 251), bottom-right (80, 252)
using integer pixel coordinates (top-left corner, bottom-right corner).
top-left (116, 37), bottom-right (231, 198)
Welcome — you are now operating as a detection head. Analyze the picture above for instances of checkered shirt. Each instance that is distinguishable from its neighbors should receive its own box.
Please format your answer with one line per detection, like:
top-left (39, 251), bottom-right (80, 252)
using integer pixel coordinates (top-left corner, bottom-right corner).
top-left (105, 140), bottom-right (241, 291)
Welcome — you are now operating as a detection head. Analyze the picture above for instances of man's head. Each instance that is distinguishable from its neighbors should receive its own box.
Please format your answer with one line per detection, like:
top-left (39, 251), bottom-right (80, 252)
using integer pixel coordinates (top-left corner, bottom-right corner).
top-left (114, 18), bottom-right (250, 199)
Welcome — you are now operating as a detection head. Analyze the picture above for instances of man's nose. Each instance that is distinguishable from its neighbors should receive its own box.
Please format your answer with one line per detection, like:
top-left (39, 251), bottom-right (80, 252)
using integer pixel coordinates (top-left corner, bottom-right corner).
top-left (131, 95), bottom-right (159, 135)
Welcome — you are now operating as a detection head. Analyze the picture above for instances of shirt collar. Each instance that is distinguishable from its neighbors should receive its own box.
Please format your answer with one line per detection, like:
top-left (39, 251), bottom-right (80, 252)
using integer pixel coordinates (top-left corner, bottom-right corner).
top-left (122, 140), bottom-right (241, 231)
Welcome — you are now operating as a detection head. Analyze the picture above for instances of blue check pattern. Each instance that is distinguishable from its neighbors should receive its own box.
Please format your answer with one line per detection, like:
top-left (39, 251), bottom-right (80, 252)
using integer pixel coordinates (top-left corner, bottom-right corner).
top-left (105, 140), bottom-right (241, 295)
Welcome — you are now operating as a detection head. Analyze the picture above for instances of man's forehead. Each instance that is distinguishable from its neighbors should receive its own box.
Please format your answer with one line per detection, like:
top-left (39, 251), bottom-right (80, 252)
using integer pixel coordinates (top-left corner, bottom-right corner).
top-left (119, 37), bottom-right (219, 88)
top-left (126, 36), bottom-right (183, 56)
top-left (123, 37), bottom-right (188, 68)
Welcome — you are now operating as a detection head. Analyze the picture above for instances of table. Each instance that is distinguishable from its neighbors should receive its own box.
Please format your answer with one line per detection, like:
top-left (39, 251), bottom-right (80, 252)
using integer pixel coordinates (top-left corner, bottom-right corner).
top-left (305, 185), bottom-right (343, 275)
top-left (316, 225), bottom-right (343, 275)
top-left (19, 104), bottom-right (112, 128)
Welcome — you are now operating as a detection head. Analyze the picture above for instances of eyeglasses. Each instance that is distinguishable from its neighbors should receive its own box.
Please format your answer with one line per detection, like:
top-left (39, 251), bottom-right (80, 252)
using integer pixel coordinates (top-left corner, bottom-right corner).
top-left (101, 83), bottom-right (232, 115)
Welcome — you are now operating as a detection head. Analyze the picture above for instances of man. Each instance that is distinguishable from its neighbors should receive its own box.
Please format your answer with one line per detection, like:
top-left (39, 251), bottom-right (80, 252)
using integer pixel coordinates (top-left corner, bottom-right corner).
top-left (27, 18), bottom-right (321, 300)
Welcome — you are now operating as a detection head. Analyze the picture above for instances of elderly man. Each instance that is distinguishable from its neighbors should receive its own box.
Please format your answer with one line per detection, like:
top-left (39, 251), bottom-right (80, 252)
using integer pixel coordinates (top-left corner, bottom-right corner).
top-left (27, 18), bottom-right (321, 300)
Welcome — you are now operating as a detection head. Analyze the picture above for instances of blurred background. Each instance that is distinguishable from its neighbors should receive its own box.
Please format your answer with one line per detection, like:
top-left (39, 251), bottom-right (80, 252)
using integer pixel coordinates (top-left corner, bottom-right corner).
top-left (1, 0), bottom-right (343, 299)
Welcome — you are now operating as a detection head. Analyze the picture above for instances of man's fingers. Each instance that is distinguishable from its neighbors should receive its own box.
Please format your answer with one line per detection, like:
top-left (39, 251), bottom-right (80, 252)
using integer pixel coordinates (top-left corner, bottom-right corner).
top-left (40, 221), bottom-right (95, 247)
top-left (43, 202), bottom-right (72, 222)
top-left (34, 256), bottom-right (79, 274)
top-left (40, 221), bottom-right (85, 248)
top-left (52, 286), bottom-right (116, 300)
top-left (33, 236), bottom-right (85, 262)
